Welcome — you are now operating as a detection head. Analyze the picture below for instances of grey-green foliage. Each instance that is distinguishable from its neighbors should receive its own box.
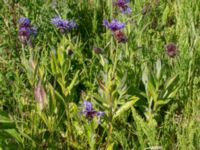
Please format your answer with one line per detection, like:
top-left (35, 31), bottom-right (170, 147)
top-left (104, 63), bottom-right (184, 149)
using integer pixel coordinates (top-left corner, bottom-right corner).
top-left (0, 0), bottom-right (200, 149)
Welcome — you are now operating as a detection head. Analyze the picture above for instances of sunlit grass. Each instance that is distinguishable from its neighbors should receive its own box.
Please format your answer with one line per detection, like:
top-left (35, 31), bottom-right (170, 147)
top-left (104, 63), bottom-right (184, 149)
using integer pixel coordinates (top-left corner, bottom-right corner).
top-left (0, 0), bottom-right (200, 149)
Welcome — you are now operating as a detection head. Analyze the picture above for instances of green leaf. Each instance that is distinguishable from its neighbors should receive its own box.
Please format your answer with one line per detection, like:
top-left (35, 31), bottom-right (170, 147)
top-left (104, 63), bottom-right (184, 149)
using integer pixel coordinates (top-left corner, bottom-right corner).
top-left (57, 48), bottom-right (64, 66)
top-left (156, 59), bottom-right (162, 80)
top-left (92, 93), bottom-right (109, 108)
top-left (167, 85), bottom-right (180, 98)
top-left (48, 83), bottom-right (57, 113)
top-left (164, 74), bottom-right (179, 90)
top-left (113, 96), bottom-right (139, 120)
top-left (54, 89), bottom-right (66, 106)
top-left (142, 64), bottom-right (149, 89)
top-left (50, 52), bottom-right (58, 75)
top-left (106, 143), bottom-right (114, 150)
top-left (57, 77), bottom-right (66, 93)
top-left (18, 130), bottom-right (36, 147)
top-left (163, 74), bottom-right (179, 98)
top-left (154, 99), bottom-right (171, 111)
top-left (0, 112), bottom-right (15, 129)
top-left (162, 5), bottom-right (170, 25)
top-left (39, 112), bottom-right (48, 126)
top-left (4, 129), bottom-right (23, 144)
top-left (64, 70), bottom-right (80, 96)
top-left (147, 80), bottom-right (158, 102)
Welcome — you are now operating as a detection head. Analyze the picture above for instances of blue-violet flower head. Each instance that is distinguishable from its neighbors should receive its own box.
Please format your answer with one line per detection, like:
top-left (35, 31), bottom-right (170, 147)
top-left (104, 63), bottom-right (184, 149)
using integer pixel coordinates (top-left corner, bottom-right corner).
top-left (103, 19), bottom-right (125, 31)
top-left (115, 0), bottom-right (132, 14)
top-left (19, 17), bottom-right (31, 27)
top-left (18, 27), bottom-right (31, 43)
top-left (51, 17), bottom-right (76, 32)
top-left (82, 101), bottom-right (105, 121)
top-left (83, 100), bottom-right (93, 112)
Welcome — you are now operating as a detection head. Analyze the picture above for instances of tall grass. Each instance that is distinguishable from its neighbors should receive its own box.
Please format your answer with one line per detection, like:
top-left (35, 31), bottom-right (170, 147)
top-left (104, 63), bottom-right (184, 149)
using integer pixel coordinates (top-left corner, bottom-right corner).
top-left (0, 0), bottom-right (200, 149)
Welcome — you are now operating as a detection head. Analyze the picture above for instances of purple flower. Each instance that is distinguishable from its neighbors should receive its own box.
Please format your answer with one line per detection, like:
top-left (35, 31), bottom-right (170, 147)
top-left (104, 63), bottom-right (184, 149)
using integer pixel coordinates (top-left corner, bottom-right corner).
top-left (83, 101), bottom-right (93, 112)
top-left (18, 27), bottom-right (31, 43)
top-left (82, 101), bottom-right (105, 122)
top-left (18, 17), bottom-right (37, 46)
top-left (114, 0), bottom-right (132, 14)
top-left (19, 17), bottom-right (31, 27)
top-left (165, 43), bottom-right (178, 57)
top-left (103, 19), bottom-right (125, 31)
top-left (51, 17), bottom-right (76, 32)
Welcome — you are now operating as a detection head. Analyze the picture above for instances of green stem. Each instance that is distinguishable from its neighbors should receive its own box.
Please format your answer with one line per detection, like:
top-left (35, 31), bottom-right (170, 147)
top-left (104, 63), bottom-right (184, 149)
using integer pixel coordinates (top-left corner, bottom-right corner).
top-left (90, 121), bottom-right (95, 150)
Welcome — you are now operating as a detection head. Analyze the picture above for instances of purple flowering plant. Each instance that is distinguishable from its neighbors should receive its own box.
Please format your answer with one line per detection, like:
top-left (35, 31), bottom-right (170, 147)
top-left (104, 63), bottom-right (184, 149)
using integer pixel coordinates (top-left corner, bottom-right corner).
top-left (19, 17), bottom-right (31, 28)
top-left (18, 17), bottom-right (37, 45)
top-left (82, 100), bottom-right (105, 123)
top-left (51, 17), bottom-right (76, 33)
top-left (103, 19), bottom-right (128, 43)
top-left (18, 27), bottom-right (31, 44)
top-left (103, 19), bottom-right (125, 31)
top-left (114, 0), bottom-right (132, 14)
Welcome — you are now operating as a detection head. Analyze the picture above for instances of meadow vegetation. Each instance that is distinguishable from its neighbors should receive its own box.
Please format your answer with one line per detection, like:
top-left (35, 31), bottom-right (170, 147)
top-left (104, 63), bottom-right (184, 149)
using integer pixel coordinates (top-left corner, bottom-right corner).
top-left (0, 0), bottom-right (200, 149)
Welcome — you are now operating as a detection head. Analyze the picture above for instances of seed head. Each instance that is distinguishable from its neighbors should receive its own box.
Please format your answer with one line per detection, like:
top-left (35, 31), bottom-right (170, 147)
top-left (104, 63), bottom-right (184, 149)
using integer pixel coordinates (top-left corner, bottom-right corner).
top-left (165, 43), bottom-right (178, 57)
top-left (93, 47), bottom-right (103, 54)
top-left (113, 30), bottom-right (128, 43)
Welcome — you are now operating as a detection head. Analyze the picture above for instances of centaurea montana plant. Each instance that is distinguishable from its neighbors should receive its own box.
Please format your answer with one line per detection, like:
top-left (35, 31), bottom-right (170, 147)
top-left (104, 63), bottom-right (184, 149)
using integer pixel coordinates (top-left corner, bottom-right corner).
top-left (114, 0), bottom-right (132, 14)
top-left (51, 17), bottom-right (76, 33)
top-left (103, 19), bottom-right (128, 43)
top-left (19, 17), bottom-right (31, 28)
top-left (103, 19), bottom-right (125, 31)
top-left (18, 17), bottom-right (37, 45)
top-left (82, 101), bottom-right (105, 124)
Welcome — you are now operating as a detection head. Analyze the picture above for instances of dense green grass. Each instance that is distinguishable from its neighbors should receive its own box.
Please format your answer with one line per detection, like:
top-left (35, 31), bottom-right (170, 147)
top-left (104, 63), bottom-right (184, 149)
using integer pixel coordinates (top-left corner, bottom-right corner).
top-left (0, 0), bottom-right (200, 149)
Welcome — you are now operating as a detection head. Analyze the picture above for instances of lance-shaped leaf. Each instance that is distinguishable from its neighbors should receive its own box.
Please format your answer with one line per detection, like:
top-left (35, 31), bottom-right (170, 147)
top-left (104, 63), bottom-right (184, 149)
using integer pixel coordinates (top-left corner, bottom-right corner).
top-left (142, 63), bottom-right (149, 89)
top-left (162, 74), bottom-right (179, 98)
top-left (4, 129), bottom-right (23, 145)
top-left (48, 83), bottom-right (57, 113)
top-left (0, 112), bottom-right (23, 145)
top-left (50, 52), bottom-right (59, 75)
top-left (64, 70), bottom-right (80, 96)
top-left (113, 96), bottom-right (139, 120)
top-left (0, 112), bottom-right (15, 129)
top-left (156, 59), bottom-right (162, 80)
top-left (154, 99), bottom-right (171, 111)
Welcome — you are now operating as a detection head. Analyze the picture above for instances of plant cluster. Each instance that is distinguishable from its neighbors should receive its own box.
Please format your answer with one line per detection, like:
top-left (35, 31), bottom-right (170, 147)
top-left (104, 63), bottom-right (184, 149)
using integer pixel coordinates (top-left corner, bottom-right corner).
top-left (0, 0), bottom-right (200, 149)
